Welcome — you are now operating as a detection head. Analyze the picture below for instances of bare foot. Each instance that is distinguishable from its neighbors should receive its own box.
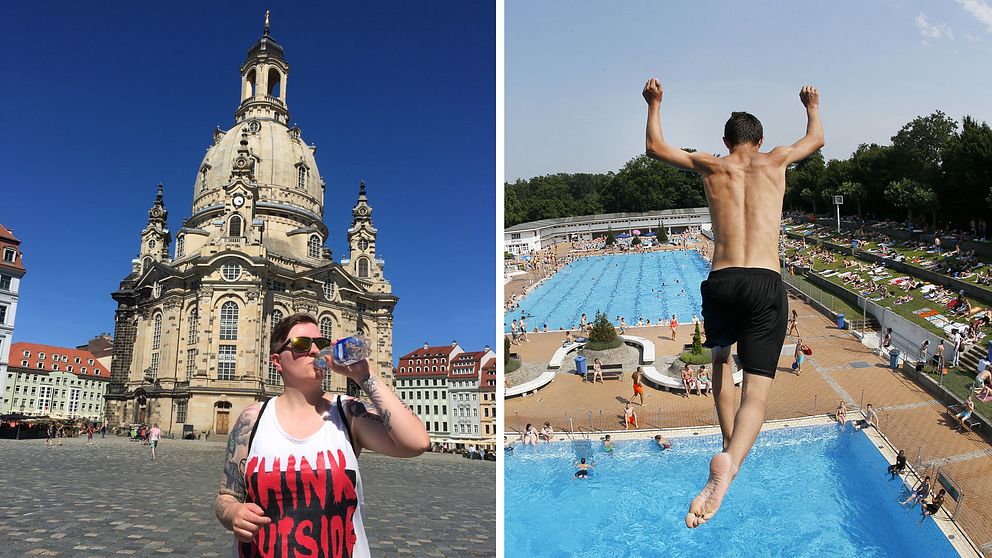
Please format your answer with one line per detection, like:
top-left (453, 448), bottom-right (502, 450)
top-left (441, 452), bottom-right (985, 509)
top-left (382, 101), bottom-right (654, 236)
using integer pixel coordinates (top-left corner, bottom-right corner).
top-left (686, 452), bottom-right (738, 528)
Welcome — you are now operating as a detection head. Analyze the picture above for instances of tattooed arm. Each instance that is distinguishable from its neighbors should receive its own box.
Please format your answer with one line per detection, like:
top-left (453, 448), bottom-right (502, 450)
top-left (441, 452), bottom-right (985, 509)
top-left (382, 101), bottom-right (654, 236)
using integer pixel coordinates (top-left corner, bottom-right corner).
top-left (332, 359), bottom-right (430, 458)
top-left (214, 401), bottom-right (271, 542)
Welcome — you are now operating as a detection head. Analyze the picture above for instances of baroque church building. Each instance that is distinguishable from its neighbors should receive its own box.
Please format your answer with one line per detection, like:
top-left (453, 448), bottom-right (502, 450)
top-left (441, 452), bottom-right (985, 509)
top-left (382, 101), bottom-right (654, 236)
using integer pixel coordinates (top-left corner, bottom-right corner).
top-left (106, 18), bottom-right (396, 437)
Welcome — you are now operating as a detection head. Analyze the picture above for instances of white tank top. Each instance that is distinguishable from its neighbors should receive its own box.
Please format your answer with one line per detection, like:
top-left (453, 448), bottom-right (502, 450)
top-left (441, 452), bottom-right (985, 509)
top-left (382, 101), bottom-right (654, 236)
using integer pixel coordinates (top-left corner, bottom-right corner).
top-left (234, 395), bottom-right (369, 558)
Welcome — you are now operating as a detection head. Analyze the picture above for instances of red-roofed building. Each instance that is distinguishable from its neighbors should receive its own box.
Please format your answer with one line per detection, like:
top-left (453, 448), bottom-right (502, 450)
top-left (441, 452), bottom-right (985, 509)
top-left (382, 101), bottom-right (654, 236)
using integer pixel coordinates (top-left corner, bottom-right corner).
top-left (448, 347), bottom-right (495, 450)
top-left (0, 224), bottom-right (26, 404)
top-left (395, 341), bottom-right (462, 444)
top-left (480, 353), bottom-right (496, 444)
top-left (2, 342), bottom-right (110, 421)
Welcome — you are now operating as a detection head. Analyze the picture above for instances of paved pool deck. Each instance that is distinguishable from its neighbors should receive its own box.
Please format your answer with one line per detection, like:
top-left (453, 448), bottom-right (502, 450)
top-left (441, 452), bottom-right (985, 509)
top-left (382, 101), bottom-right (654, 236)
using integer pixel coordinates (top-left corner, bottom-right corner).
top-left (506, 296), bottom-right (992, 556)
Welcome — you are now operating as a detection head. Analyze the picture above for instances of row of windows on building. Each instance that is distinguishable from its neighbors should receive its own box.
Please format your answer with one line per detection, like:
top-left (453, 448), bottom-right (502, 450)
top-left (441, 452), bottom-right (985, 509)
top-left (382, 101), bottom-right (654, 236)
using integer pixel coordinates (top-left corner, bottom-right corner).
top-left (144, 305), bottom-right (339, 388)
top-left (8, 383), bottom-right (103, 397)
top-left (5, 386), bottom-right (102, 416)
top-left (18, 351), bottom-right (96, 366)
top-left (396, 378), bottom-right (447, 387)
top-left (7, 373), bottom-right (102, 388)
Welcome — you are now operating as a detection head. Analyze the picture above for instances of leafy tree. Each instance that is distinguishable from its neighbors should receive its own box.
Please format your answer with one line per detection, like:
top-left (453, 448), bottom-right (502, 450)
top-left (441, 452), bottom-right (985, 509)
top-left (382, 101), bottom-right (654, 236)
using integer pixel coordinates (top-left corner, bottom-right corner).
top-left (601, 155), bottom-right (705, 213)
top-left (787, 150), bottom-right (825, 213)
top-left (657, 219), bottom-right (668, 242)
top-left (884, 179), bottom-right (937, 224)
top-left (631, 235), bottom-right (641, 246)
top-left (891, 110), bottom-right (958, 186)
top-left (691, 323), bottom-right (703, 355)
top-left (838, 181), bottom-right (866, 218)
top-left (941, 116), bottom-right (992, 223)
top-left (505, 187), bottom-right (525, 227)
top-left (588, 311), bottom-right (618, 344)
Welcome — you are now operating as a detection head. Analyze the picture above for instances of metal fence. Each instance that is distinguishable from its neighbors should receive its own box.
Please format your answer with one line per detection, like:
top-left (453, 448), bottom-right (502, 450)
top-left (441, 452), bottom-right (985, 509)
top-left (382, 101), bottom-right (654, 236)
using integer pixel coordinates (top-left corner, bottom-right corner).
top-left (781, 271), bottom-right (862, 321)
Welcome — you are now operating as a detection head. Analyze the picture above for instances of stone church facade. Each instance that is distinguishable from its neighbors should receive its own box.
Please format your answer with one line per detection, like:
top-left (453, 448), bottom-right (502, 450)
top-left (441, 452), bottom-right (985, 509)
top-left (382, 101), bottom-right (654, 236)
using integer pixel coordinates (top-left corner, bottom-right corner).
top-left (105, 19), bottom-right (396, 437)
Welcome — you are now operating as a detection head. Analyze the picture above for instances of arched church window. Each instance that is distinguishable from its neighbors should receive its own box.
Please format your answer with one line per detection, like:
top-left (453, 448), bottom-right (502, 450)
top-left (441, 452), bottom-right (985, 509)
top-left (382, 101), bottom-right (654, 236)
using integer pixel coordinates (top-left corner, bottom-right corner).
top-left (358, 258), bottom-right (370, 278)
top-left (267, 309), bottom-right (283, 385)
top-left (297, 166), bottom-right (307, 189)
top-left (308, 235), bottom-right (321, 259)
top-left (318, 316), bottom-right (333, 391)
top-left (229, 215), bottom-right (243, 237)
top-left (188, 307), bottom-right (198, 345)
top-left (323, 279), bottom-right (335, 300)
top-left (200, 168), bottom-right (208, 191)
top-left (152, 314), bottom-right (162, 350)
top-left (176, 235), bottom-right (185, 258)
top-left (245, 69), bottom-right (257, 99)
top-left (149, 240), bottom-right (156, 250)
top-left (267, 68), bottom-right (282, 97)
top-left (220, 301), bottom-right (239, 340)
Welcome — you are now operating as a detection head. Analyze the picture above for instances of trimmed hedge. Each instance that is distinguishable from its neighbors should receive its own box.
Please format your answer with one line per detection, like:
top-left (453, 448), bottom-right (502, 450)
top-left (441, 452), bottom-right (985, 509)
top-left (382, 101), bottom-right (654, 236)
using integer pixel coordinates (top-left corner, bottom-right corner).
top-left (583, 339), bottom-right (624, 351)
top-left (680, 349), bottom-right (712, 365)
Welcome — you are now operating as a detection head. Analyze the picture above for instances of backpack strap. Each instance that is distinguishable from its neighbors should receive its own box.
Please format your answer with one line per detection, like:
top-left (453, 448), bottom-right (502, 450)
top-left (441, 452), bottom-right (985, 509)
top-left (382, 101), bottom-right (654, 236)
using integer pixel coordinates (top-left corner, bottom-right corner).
top-left (246, 398), bottom-right (271, 456)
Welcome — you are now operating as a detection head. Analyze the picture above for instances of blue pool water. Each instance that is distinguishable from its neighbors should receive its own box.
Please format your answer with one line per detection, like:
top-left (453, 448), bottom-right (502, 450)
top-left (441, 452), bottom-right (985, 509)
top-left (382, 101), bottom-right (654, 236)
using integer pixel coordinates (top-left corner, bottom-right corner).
top-left (505, 425), bottom-right (959, 557)
top-left (506, 251), bottom-right (711, 333)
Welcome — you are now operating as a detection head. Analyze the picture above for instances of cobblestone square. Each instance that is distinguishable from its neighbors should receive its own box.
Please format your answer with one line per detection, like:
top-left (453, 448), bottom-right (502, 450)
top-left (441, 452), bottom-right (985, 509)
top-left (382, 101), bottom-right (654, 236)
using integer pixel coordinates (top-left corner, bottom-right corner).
top-left (0, 437), bottom-right (495, 557)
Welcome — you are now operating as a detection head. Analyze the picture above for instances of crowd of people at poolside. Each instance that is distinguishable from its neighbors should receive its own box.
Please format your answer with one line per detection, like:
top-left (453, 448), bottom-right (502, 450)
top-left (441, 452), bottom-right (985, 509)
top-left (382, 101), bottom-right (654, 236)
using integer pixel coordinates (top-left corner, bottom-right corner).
top-left (783, 219), bottom-right (992, 287)
top-left (507, 309), bottom-right (702, 346)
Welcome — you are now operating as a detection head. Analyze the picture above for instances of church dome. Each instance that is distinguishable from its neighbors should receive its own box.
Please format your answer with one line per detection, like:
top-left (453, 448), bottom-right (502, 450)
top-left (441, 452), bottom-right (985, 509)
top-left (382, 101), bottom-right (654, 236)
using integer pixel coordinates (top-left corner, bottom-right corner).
top-left (192, 118), bottom-right (323, 211)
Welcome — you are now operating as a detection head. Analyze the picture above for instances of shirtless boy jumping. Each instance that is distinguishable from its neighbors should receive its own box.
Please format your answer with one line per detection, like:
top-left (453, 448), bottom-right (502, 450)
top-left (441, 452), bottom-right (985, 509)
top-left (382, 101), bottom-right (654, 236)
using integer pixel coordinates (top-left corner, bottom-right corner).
top-left (643, 78), bottom-right (823, 528)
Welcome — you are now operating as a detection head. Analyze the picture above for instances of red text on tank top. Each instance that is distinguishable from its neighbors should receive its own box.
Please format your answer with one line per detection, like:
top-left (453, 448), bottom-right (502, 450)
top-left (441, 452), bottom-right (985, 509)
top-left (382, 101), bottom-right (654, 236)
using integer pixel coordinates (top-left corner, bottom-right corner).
top-left (240, 448), bottom-right (359, 558)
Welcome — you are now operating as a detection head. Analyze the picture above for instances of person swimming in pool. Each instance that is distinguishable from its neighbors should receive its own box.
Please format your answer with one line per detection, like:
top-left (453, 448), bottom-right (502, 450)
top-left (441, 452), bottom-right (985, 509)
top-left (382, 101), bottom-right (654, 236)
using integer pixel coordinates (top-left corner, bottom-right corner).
top-left (574, 457), bottom-right (594, 479)
top-left (644, 77), bottom-right (823, 528)
top-left (655, 434), bottom-right (672, 450)
top-left (603, 434), bottom-right (614, 452)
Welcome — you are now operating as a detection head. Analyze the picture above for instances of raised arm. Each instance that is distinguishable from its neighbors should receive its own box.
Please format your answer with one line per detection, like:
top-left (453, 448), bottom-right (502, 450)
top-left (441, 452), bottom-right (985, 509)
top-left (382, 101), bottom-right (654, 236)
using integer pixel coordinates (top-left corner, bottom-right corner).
top-left (334, 358), bottom-right (430, 458)
top-left (643, 78), bottom-right (717, 173)
top-left (214, 402), bottom-right (271, 542)
top-left (771, 85), bottom-right (824, 166)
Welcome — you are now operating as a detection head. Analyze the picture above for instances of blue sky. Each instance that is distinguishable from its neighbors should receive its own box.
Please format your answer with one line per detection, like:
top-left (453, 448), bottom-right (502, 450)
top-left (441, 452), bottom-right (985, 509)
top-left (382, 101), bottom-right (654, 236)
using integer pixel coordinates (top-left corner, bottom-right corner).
top-left (506, 0), bottom-right (992, 180)
top-left (1, 2), bottom-right (496, 361)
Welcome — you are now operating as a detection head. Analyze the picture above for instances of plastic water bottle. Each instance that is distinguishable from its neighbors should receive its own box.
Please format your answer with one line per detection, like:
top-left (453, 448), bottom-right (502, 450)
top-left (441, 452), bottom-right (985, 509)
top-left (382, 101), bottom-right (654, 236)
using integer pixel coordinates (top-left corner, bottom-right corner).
top-left (315, 335), bottom-right (371, 369)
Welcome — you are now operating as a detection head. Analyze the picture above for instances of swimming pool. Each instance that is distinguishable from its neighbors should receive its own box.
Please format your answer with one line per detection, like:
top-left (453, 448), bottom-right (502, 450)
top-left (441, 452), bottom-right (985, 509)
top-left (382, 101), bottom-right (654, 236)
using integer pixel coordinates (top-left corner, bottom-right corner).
top-left (505, 425), bottom-right (959, 557)
top-left (507, 251), bottom-right (710, 333)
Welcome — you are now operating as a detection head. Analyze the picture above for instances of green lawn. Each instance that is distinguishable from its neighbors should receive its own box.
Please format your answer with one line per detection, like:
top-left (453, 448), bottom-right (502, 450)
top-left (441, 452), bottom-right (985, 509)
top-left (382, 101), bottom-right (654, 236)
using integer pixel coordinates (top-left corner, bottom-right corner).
top-left (790, 225), bottom-right (992, 295)
top-left (911, 362), bottom-right (992, 420)
top-left (784, 237), bottom-right (992, 417)
top-left (783, 246), bottom-right (984, 340)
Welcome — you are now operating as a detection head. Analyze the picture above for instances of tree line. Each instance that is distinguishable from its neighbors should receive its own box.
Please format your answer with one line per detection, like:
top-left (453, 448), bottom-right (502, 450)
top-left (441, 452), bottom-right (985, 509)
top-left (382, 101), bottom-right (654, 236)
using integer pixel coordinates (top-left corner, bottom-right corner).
top-left (505, 112), bottom-right (992, 229)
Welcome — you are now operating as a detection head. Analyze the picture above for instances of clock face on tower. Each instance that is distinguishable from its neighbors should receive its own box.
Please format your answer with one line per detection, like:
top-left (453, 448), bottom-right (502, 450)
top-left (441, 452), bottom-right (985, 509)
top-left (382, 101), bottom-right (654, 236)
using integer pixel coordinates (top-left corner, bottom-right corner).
top-left (358, 206), bottom-right (368, 216)
top-left (232, 194), bottom-right (245, 208)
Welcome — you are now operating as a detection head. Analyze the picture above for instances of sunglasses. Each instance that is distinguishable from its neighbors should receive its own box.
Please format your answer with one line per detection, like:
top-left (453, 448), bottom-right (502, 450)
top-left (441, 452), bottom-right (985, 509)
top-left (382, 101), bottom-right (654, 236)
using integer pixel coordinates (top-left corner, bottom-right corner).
top-left (277, 336), bottom-right (332, 354)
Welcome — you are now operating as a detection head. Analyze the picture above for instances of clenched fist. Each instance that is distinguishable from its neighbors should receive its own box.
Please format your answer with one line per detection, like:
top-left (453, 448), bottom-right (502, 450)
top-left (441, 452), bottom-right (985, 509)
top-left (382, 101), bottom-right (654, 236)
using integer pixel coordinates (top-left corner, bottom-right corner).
top-left (643, 78), bottom-right (663, 105)
top-left (800, 85), bottom-right (819, 109)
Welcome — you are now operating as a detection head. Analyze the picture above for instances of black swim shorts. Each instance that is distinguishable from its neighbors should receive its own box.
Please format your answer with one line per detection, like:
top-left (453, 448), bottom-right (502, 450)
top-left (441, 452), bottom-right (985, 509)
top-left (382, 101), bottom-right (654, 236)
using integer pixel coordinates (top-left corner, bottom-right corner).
top-left (700, 267), bottom-right (788, 379)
